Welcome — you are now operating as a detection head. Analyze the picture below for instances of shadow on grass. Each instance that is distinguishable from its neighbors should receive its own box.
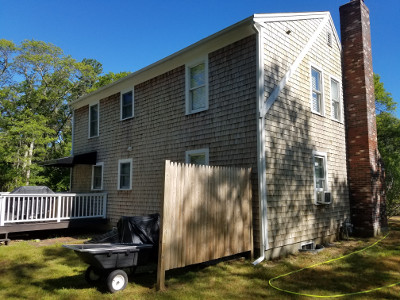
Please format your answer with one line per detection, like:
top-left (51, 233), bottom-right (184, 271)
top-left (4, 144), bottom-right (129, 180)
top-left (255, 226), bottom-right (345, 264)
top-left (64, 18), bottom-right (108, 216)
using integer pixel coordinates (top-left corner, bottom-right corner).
top-left (42, 246), bottom-right (84, 268)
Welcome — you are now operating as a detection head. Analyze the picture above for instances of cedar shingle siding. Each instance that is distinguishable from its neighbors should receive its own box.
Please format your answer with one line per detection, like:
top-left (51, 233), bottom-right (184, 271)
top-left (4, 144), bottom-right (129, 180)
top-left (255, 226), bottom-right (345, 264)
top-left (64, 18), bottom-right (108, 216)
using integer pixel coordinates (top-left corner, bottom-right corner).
top-left (72, 35), bottom-right (259, 226)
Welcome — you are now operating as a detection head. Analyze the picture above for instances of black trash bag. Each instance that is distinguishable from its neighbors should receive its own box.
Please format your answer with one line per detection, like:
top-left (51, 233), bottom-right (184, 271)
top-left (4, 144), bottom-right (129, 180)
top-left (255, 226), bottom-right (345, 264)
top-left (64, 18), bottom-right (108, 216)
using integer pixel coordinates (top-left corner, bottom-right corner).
top-left (117, 213), bottom-right (160, 245)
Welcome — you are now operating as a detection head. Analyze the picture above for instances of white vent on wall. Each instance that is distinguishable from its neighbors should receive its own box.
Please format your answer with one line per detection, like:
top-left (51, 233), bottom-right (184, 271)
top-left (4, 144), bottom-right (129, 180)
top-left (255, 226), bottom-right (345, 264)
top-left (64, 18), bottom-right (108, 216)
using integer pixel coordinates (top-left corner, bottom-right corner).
top-left (317, 191), bottom-right (332, 205)
top-left (327, 31), bottom-right (332, 48)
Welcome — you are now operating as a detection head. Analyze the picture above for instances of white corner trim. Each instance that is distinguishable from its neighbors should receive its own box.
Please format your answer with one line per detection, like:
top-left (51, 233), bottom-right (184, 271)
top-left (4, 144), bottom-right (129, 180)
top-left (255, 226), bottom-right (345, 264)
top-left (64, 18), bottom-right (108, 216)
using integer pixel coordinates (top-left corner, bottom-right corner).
top-left (259, 14), bottom-right (330, 118)
top-left (253, 23), bottom-right (269, 264)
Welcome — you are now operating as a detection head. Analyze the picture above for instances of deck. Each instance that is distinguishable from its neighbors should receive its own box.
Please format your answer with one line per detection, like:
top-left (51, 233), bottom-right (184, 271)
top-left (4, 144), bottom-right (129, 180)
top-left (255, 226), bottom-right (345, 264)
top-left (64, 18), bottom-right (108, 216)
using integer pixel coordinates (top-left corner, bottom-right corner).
top-left (0, 192), bottom-right (108, 239)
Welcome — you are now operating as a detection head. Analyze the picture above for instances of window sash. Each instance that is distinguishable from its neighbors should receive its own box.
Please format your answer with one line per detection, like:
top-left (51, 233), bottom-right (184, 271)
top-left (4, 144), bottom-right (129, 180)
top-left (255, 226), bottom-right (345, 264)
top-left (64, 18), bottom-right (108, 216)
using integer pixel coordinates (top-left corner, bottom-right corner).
top-left (92, 165), bottom-right (103, 190)
top-left (311, 68), bottom-right (322, 113)
top-left (121, 91), bottom-right (133, 119)
top-left (189, 154), bottom-right (206, 165)
top-left (314, 156), bottom-right (326, 190)
top-left (331, 79), bottom-right (340, 121)
top-left (89, 104), bottom-right (99, 137)
top-left (119, 161), bottom-right (131, 189)
top-left (189, 63), bottom-right (206, 110)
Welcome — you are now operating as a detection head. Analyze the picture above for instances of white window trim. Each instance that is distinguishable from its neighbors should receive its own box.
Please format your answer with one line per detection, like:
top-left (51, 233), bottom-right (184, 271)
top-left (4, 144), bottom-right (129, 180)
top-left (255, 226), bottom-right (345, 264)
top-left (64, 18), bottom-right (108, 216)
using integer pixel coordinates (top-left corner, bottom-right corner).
top-left (312, 151), bottom-right (328, 205)
top-left (88, 101), bottom-right (99, 138)
top-left (185, 148), bottom-right (209, 165)
top-left (329, 75), bottom-right (343, 123)
top-left (310, 64), bottom-right (325, 116)
top-left (185, 56), bottom-right (209, 115)
top-left (118, 158), bottom-right (133, 190)
top-left (91, 162), bottom-right (104, 191)
top-left (120, 88), bottom-right (134, 121)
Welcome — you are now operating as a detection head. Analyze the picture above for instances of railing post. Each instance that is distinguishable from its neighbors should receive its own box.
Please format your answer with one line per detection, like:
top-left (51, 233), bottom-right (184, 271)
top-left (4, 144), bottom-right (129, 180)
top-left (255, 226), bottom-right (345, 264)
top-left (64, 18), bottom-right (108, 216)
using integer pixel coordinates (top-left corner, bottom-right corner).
top-left (0, 195), bottom-right (5, 226)
top-left (102, 193), bottom-right (107, 219)
top-left (57, 195), bottom-right (62, 222)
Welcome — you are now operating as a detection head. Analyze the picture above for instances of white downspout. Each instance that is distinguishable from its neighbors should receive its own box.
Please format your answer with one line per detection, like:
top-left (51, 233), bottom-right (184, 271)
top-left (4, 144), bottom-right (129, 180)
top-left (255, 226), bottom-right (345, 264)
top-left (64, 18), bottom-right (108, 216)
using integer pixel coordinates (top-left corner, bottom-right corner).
top-left (253, 22), bottom-right (269, 265)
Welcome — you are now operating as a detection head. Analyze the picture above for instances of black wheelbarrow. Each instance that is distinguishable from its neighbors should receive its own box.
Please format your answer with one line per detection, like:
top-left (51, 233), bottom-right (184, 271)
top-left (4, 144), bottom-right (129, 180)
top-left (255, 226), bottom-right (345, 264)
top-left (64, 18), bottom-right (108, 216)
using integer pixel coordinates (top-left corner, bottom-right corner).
top-left (63, 243), bottom-right (153, 292)
top-left (63, 213), bottom-right (160, 293)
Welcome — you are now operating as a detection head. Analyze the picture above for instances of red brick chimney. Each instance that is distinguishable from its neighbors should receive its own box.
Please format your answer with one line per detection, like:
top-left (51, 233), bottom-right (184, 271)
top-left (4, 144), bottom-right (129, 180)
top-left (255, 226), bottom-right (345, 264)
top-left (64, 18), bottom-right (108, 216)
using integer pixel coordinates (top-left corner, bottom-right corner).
top-left (340, 0), bottom-right (387, 237)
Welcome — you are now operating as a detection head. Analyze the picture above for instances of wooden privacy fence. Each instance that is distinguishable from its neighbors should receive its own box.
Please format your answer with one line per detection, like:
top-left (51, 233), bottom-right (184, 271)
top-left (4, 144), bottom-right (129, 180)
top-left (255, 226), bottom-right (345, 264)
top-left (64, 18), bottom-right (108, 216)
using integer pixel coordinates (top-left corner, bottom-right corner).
top-left (157, 160), bottom-right (253, 290)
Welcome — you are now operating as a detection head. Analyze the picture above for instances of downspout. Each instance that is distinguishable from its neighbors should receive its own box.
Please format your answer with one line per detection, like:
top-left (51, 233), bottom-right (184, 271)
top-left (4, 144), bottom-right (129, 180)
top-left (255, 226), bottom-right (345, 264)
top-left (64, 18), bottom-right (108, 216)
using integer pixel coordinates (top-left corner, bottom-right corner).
top-left (253, 22), bottom-right (269, 265)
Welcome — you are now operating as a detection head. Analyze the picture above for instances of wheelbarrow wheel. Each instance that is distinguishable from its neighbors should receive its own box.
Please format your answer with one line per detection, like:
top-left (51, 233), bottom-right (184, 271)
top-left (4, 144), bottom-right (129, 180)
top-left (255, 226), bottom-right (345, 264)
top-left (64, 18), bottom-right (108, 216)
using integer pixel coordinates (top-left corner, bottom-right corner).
top-left (85, 266), bottom-right (102, 284)
top-left (107, 269), bottom-right (128, 293)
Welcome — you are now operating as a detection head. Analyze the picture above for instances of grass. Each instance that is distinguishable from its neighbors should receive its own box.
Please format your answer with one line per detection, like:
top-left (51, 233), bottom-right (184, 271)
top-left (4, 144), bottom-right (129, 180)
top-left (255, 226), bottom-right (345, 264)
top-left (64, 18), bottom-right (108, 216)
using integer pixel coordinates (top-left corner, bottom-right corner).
top-left (0, 218), bottom-right (399, 299)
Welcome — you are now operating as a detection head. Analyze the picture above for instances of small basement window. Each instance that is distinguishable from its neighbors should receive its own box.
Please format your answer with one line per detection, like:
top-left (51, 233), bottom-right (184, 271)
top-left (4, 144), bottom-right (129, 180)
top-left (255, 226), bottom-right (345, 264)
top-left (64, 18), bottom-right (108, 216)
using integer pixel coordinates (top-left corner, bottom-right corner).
top-left (185, 148), bottom-right (209, 165)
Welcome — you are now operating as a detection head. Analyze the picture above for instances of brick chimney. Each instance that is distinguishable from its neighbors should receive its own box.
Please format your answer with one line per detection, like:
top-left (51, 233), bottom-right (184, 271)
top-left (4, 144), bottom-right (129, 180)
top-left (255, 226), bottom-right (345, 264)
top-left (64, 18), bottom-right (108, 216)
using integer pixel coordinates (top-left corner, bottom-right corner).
top-left (340, 0), bottom-right (387, 237)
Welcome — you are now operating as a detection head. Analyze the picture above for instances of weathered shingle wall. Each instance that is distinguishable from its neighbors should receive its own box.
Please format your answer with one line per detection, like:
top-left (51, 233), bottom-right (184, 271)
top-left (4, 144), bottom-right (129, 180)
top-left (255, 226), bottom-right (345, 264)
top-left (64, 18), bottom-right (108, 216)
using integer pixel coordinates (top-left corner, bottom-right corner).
top-left (261, 18), bottom-right (350, 257)
top-left (72, 35), bottom-right (258, 226)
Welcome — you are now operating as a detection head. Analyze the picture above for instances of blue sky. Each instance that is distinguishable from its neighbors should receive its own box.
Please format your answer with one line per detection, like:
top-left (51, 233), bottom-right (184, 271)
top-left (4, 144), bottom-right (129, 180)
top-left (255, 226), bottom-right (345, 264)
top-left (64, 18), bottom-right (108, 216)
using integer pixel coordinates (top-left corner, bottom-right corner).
top-left (1, 0), bottom-right (399, 117)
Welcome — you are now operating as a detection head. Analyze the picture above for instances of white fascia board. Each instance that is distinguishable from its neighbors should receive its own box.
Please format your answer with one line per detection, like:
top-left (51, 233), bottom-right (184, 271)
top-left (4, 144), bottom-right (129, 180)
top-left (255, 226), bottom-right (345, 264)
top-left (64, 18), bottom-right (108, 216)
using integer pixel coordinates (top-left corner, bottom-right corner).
top-left (70, 16), bottom-right (256, 110)
top-left (254, 11), bottom-right (330, 22)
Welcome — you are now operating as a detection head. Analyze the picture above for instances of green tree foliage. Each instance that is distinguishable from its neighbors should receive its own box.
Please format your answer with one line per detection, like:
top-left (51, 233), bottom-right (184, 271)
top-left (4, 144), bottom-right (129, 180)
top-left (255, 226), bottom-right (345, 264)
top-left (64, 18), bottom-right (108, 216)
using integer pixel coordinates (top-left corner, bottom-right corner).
top-left (374, 73), bottom-right (400, 217)
top-left (0, 39), bottom-right (102, 191)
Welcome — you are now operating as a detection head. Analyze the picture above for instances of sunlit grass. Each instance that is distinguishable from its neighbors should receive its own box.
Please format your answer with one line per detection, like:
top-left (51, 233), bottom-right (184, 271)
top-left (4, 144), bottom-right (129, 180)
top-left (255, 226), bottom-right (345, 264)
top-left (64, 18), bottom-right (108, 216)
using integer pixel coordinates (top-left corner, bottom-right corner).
top-left (0, 218), bottom-right (399, 299)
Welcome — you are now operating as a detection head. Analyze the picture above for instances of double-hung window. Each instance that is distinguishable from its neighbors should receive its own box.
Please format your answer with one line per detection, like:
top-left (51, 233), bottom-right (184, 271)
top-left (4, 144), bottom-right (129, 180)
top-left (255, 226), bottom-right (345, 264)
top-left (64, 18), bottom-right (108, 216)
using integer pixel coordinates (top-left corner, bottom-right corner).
top-left (185, 148), bottom-right (209, 165)
top-left (311, 67), bottom-right (323, 115)
top-left (186, 57), bottom-right (209, 114)
top-left (313, 151), bottom-right (328, 204)
top-left (92, 162), bottom-right (103, 190)
top-left (121, 89), bottom-right (134, 120)
top-left (331, 78), bottom-right (341, 122)
top-left (89, 102), bottom-right (99, 138)
top-left (118, 159), bottom-right (132, 190)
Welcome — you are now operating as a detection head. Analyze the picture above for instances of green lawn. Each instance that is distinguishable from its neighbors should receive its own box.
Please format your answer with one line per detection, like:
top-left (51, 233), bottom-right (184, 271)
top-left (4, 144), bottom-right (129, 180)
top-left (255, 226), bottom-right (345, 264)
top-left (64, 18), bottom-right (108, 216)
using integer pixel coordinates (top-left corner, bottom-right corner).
top-left (1, 218), bottom-right (400, 299)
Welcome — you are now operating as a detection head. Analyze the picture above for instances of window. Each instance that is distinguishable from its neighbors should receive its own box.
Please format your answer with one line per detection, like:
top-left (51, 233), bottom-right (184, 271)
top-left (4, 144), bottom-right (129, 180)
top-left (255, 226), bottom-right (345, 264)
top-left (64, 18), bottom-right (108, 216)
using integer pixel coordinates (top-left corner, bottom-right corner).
top-left (91, 163), bottom-right (103, 190)
top-left (311, 67), bottom-right (323, 115)
top-left (331, 78), bottom-right (341, 121)
top-left (185, 148), bottom-right (209, 165)
top-left (313, 151), bottom-right (328, 204)
top-left (186, 57), bottom-right (209, 114)
top-left (120, 89), bottom-right (134, 120)
top-left (89, 102), bottom-right (99, 138)
top-left (118, 159), bottom-right (132, 190)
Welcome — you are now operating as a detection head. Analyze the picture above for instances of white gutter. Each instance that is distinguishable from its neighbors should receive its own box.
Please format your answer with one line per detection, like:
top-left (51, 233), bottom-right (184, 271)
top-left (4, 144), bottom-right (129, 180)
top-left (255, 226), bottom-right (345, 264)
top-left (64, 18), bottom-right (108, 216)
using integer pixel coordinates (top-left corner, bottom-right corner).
top-left (253, 22), bottom-right (269, 265)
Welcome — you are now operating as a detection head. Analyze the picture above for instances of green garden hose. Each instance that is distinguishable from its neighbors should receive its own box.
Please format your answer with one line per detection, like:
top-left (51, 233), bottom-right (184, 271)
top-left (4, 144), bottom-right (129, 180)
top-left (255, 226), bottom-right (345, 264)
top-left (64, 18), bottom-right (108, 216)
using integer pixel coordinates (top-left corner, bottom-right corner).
top-left (269, 232), bottom-right (400, 297)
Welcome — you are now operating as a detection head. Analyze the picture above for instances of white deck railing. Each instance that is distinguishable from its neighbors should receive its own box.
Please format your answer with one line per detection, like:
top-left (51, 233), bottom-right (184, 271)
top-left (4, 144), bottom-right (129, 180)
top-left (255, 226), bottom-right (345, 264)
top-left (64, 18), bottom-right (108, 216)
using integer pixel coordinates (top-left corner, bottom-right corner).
top-left (0, 193), bottom-right (107, 226)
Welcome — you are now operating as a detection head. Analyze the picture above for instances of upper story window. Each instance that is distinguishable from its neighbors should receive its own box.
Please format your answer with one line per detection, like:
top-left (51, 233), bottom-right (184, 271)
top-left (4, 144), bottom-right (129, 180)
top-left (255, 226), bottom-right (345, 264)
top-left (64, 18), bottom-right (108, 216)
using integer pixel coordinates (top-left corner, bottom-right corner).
top-left (185, 148), bottom-right (209, 165)
top-left (311, 67), bottom-right (323, 115)
top-left (186, 57), bottom-right (209, 114)
top-left (330, 78), bottom-right (341, 122)
top-left (118, 159), bottom-right (132, 190)
top-left (91, 162), bottom-right (104, 190)
top-left (121, 89), bottom-right (134, 120)
top-left (89, 102), bottom-right (99, 138)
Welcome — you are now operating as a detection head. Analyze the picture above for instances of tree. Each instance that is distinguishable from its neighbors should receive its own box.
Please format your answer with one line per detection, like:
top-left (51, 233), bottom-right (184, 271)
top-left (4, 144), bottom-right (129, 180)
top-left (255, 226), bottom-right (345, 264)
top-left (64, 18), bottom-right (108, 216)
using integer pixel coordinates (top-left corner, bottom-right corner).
top-left (374, 73), bottom-right (400, 217)
top-left (0, 39), bottom-right (101, 191)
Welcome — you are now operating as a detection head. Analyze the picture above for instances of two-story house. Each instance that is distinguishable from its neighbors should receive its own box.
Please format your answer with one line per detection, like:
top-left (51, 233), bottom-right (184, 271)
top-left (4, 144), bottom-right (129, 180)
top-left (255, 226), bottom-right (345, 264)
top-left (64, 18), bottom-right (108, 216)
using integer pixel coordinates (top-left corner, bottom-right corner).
top-left (50, 0), bottom-right (385, 259)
